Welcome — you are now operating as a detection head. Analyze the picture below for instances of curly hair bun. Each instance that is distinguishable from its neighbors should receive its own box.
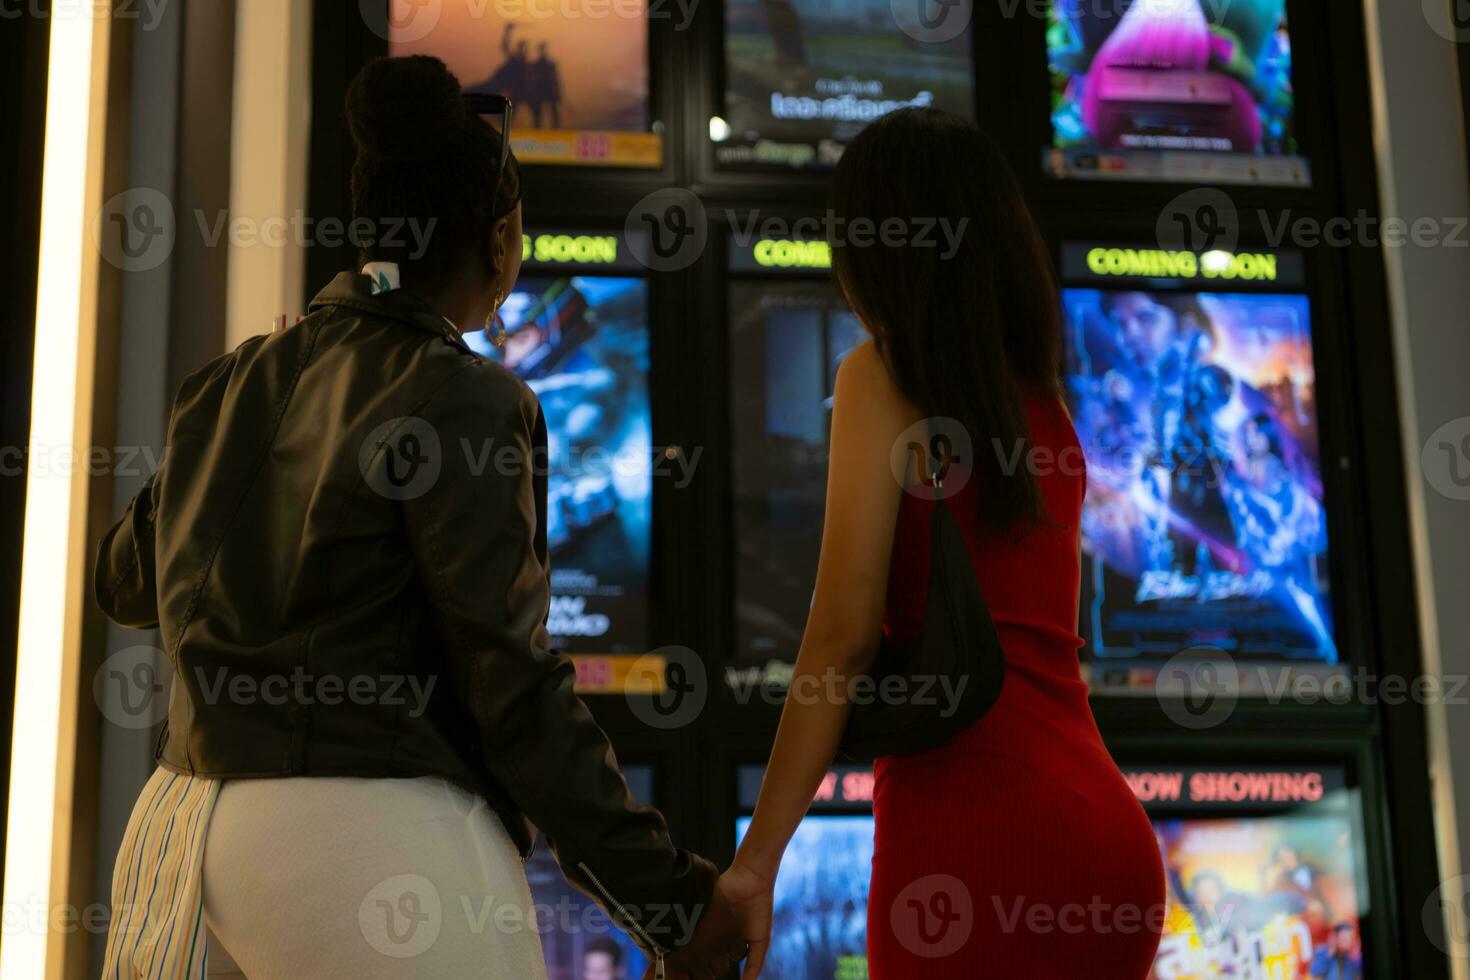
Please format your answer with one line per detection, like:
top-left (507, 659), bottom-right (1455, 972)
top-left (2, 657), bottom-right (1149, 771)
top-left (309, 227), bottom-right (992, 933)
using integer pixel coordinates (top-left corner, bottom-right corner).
top-left (346, 55), bottom-right (466, 162)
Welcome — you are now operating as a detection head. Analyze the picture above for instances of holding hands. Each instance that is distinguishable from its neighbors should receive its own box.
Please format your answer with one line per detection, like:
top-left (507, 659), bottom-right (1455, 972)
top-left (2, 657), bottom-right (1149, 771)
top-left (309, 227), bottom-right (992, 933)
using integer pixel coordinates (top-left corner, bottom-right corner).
top-left (648, 861), bottom-right (775, 980)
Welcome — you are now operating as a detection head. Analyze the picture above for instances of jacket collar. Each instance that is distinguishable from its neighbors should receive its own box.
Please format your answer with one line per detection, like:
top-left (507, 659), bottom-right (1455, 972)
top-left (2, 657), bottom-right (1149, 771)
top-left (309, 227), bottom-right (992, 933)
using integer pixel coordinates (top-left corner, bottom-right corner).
top-left (309, 271), bottom-right (476, 354)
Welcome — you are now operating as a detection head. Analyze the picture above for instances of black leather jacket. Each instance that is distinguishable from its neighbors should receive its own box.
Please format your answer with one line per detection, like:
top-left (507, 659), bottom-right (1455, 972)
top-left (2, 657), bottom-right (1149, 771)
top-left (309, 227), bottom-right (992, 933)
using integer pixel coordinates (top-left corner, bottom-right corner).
top-left (94, 271), bottom-right (715, 954)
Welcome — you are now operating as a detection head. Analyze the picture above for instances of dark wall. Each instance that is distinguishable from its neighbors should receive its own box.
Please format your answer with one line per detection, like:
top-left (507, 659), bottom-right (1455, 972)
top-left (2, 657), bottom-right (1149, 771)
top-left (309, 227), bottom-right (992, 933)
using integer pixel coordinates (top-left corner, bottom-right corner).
top-left (167, 0), bottom-right (236, 389)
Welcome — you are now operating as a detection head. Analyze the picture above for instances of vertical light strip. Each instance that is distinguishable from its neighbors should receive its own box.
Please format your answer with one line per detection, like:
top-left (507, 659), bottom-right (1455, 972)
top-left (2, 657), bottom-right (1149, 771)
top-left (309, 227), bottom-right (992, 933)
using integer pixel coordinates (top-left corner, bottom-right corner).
top-left (1, 6), bottom-right (108, 980)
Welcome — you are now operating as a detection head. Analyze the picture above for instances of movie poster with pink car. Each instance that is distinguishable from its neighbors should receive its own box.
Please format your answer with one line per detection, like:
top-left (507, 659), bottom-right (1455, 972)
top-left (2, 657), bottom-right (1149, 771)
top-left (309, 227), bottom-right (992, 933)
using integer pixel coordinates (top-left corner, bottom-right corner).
top-left (1046, 0), bottom-right (1310, 186)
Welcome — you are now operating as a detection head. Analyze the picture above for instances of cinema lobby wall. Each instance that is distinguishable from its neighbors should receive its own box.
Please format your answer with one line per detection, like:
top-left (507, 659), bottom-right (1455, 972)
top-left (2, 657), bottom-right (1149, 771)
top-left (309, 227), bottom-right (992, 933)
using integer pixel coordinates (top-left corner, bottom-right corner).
top-left (0, 1), bottom-right (1468, 978)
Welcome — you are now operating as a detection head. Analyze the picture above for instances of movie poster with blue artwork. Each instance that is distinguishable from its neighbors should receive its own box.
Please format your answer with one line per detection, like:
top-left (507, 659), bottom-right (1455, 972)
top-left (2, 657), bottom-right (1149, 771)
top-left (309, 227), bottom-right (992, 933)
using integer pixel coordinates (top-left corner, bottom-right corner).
top-left (735, 815), bottom-right (872, 979)
top-left (1063, 287), bottom-right (1336, 665)
top-left (469, 276), bottom-right (651, 655)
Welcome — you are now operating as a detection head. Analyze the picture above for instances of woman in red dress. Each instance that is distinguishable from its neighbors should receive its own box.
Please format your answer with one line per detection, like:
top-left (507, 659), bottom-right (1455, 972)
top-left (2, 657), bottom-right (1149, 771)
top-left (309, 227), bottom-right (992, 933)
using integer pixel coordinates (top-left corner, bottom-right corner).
top-left (719, 108), bottom-right (1166, 979)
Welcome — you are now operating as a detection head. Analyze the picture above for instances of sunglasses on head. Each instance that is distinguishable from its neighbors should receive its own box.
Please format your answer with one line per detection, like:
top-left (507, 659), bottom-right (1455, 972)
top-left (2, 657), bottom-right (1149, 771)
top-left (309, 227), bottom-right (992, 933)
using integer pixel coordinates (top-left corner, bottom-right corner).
top-left (462, 92), bottom-right (515, 219)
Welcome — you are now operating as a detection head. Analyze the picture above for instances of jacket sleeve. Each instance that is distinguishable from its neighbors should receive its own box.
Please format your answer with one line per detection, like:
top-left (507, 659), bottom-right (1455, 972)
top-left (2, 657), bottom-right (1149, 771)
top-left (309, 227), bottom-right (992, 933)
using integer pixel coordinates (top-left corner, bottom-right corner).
top-left (399, 362), bottom-right (716, 954)
top-left (94, 472), bottom-right (161, 630)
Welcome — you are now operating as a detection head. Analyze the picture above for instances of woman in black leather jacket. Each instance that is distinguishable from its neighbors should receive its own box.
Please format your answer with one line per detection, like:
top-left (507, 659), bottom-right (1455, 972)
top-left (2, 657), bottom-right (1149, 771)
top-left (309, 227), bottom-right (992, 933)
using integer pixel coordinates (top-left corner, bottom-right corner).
top-left (95, 55), bottom-right (745, 979)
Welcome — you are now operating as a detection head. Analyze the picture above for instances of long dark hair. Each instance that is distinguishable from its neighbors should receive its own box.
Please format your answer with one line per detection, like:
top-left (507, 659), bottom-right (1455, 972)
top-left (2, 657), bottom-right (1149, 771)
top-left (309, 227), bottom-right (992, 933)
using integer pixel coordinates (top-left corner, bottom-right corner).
top-left (345, 56), bottom-right (521, 294)
top-left (829, 107), bottom-right (1063, 531)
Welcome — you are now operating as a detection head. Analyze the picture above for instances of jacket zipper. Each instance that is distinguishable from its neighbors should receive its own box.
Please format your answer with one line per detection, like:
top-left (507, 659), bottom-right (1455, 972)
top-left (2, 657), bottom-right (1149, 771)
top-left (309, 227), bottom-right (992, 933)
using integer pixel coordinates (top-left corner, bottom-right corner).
top-left (577, 861), bottom-right (669, 980)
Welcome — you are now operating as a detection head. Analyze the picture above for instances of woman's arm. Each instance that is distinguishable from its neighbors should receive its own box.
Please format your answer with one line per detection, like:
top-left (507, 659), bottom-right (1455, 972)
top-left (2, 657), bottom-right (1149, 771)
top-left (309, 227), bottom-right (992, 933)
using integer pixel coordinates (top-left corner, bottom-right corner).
top-left (734, 339), bottom-right (914, 883)
top-left (400, 361), bottom-right (727, 966)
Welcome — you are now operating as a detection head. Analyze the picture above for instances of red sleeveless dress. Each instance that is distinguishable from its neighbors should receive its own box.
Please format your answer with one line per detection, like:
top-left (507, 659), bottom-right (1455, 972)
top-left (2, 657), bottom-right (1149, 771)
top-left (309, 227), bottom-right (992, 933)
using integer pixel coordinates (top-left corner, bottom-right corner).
top-left (867, 389), bottom-right (1165, 978)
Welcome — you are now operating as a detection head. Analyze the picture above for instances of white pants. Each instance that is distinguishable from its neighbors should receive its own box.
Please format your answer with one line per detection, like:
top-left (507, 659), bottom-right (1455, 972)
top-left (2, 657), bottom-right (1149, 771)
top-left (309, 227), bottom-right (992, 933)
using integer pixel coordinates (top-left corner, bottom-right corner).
top-left (203, 776), bottom-right (547, 979)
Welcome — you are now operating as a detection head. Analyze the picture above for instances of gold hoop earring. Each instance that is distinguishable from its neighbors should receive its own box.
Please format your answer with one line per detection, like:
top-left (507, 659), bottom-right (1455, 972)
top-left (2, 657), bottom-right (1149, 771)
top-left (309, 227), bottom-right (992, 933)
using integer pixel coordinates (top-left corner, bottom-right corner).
top-left (486, 289), bottom-right (507, 348)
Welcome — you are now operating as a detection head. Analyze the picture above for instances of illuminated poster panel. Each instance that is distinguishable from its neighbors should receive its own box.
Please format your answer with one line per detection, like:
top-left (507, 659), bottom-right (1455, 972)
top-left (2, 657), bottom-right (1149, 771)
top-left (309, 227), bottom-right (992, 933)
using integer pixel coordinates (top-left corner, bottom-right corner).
top-left (1059, 243), bottom-right (1340, 696)
top-left (718, 0), bottom-right (973, 169)
top-left (1045, 0), bottom-right (1309, 186)
top-left (1123, 764), bottom-right (1370, 980)
top-left (736, 764), bottom-right (874, 979)
top-left (390, 0), bottom-right (660, 167)
top-left (468, 231), bottom-right (653, 672)
top-left (726, 236), bottom-right (866, 689)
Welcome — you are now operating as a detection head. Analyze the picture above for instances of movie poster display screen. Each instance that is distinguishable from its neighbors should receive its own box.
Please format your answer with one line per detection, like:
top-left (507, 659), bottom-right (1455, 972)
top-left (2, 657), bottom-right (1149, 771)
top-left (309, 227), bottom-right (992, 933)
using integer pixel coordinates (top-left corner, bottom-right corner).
top-left (1123, 764), bottom-right (1370, 979)
top-left (735, 764), bottom-right (874, 979)
top-left (728, 239), bottom-right (865, 687)
top-left (526, 766), bottom-right (656, 978)
top-left (389, 0), bottom-right (659, 167)
top-left (1045, 0), bottom-right (1309, 186)
top-left (1060, 244), bottom-right (1339, 694)
top-left (717, 0), bottom-right (973, 169)
top-left (467, 233), bottom-right (651, 660)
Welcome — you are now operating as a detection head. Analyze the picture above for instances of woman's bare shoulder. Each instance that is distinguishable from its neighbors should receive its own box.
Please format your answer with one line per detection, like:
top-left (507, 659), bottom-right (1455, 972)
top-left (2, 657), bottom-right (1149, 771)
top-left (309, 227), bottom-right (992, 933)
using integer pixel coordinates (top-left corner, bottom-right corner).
top-left (836, 339), bottom-right (920, 423)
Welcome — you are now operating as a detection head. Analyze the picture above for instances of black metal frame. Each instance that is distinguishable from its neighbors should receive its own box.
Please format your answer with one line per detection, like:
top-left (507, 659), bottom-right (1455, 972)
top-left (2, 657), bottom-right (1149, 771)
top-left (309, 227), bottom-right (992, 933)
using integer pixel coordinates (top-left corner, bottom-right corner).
top-left (305, 2), bottom-right (1452, 974)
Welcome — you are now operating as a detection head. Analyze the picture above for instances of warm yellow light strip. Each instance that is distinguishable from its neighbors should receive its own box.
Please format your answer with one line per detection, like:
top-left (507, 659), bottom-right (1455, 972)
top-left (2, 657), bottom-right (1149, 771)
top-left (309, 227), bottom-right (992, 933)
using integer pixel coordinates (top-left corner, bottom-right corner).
top-left (1, 6), bottom-right (109, 980)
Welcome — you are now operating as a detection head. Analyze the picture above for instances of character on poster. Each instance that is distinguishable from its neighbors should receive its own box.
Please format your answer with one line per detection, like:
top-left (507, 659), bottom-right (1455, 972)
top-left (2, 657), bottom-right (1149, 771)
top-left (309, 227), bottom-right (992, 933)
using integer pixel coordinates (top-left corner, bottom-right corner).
top-left (1065, 288), bottom-right (1335, 662)
top-left (469, 277), bottom-right (651, 654)
top-left (390, 0), bottom-right (655, 164)
top-left (1151, 816), bottom-right (1363, 980)
top-left (1049, 0), bottom-right (1296, 157)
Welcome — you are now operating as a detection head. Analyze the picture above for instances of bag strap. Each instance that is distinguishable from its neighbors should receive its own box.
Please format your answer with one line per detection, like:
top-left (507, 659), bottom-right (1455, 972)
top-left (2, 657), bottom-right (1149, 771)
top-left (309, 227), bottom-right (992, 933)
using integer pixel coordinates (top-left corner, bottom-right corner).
top-left (920, 417), bottom-right (953, 511)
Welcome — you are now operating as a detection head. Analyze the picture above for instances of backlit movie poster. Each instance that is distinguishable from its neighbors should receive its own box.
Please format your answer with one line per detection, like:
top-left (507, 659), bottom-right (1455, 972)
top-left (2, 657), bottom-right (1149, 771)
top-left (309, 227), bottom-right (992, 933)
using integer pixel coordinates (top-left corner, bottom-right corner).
top-left (1046, 0), bottom-right (1307, 185)
top-left (735, 815), bottom-right (872, 979)
top-left (391, 0), bottom-right (659, 166)
top-left (1063, 288), bottom-right (1336, 664)
top-left (720, 0), bottom-right (972, 168)
top-left (1152, 816), bottom-right (1364, 979)
top-left (469, 277), bottom-right (651, 655)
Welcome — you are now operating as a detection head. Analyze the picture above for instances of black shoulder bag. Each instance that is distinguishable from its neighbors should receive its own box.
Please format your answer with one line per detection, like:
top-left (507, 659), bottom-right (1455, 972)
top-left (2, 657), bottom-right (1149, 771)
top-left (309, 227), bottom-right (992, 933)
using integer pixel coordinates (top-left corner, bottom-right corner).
top-left (837, 445), bottom-right (1006, 763)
